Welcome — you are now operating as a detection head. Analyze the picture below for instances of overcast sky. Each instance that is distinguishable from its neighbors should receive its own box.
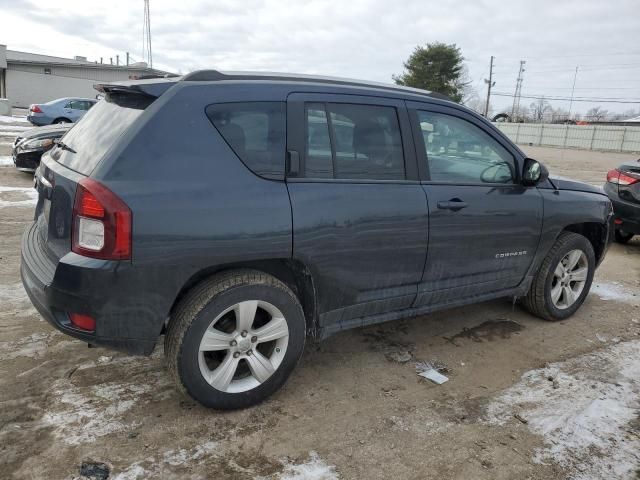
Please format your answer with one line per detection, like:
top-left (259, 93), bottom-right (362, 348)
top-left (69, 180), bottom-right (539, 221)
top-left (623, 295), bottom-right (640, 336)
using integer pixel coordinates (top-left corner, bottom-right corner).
top-left (1, 0), bottom-right (639, 116)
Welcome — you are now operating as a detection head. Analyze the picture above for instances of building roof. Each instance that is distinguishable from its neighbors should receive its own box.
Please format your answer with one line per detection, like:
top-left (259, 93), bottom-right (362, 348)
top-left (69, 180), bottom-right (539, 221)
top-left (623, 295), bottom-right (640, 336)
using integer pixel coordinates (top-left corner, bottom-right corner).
top-left (6, 49), bottom-right (169, 74)
top-left (7, 49), bottom-right (93, 65)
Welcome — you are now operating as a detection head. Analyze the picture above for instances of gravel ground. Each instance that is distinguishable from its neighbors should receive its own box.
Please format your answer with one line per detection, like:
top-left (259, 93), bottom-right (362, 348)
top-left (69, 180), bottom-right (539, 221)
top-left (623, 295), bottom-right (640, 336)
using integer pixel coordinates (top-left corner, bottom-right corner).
top-left (1, 118), bottom-right (639, 480)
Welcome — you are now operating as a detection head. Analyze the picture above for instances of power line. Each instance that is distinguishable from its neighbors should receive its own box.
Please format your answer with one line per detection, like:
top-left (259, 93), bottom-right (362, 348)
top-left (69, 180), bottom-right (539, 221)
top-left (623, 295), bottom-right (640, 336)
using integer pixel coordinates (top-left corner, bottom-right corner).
top-left (492, 92), bottom-right (640, 104)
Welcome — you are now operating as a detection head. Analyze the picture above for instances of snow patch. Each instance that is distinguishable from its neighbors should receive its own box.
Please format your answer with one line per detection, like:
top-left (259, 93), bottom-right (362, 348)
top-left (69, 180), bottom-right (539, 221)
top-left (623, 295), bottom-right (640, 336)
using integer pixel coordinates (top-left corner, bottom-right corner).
top-left (0, 332), bottom-right (54, 360)
top-left (0, 115), bottom-right (29, 124)
top-left (0, 282), bottom-right (35, 316)
top-left (42, 381), bottom-right (153, 445)
top-left (277, 451), bottom-right (339, 480)
top-left (0, 185), bottom-right (38, 207)
top-left (0, 125), bottom-right (31, 132)
top-left (485, 340), bottom-right (640, 480)
top-left (591, 281), bottom-right (638, 305)
top-left (112, 442), bottom-right (219, 479)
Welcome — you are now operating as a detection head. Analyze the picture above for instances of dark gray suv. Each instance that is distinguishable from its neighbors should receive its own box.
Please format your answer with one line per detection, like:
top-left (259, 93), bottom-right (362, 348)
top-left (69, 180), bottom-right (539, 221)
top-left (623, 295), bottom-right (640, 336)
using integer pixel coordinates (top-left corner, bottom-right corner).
top-left (21, 71), bottom-right (613, 409)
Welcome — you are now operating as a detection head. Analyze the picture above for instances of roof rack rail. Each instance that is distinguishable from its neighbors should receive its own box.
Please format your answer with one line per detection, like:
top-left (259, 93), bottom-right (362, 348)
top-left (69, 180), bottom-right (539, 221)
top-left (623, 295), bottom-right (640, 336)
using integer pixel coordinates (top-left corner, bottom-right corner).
top-left (181, 70), bottom-right (451, 101)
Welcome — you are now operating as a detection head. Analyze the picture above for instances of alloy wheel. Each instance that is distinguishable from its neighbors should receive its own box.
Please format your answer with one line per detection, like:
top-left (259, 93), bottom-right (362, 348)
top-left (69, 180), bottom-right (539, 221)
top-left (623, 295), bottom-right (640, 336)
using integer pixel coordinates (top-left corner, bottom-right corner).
top-left (550, 249), bottom-right (589, 309)
top-left (198, 300), bottom-right (289, 393)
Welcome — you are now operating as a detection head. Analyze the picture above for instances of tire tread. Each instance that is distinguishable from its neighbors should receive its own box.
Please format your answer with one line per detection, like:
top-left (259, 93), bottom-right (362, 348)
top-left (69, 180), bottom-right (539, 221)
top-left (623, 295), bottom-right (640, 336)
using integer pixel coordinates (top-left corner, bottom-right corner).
top-left (523, 232), bottom-right (593, 321)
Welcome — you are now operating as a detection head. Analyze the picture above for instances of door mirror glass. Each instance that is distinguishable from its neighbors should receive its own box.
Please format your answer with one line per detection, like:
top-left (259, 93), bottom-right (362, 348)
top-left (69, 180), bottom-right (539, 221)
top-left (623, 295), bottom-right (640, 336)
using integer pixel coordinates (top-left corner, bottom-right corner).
top-left (523, 158), bottom-right (549, 186)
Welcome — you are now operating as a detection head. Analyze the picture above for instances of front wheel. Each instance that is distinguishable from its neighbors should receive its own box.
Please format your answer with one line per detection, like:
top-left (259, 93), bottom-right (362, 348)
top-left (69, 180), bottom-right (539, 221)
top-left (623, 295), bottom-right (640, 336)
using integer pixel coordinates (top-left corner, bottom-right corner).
top-left (523, 232), bottom-right (595, 321)
top-left (615, 229), bottom-right (634, 244)
top-left (165, 270), bottom-right (306, 409)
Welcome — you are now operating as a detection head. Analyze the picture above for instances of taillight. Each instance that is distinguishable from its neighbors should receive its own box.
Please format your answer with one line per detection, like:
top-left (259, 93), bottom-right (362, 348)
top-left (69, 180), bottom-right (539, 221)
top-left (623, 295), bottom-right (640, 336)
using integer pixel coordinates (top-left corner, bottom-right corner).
top-left (72, 178), bottom-right (131, 260)
top-left (607, 168), bottom-right (639, 186)
top-left (30, 105), bottom-right (43, 113)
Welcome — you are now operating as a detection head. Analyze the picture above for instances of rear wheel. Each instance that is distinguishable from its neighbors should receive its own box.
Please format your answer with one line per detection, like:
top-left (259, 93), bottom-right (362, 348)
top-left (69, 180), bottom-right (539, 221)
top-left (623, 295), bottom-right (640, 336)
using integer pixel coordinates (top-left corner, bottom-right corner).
top-left (614, 229), bottom-right (634, 244)
top-left (523, 232), bottom-right (595, 321)
top-left (53, 118), bottom-right (71, 124)
top-left (165, 270), bottom-right (306, 409)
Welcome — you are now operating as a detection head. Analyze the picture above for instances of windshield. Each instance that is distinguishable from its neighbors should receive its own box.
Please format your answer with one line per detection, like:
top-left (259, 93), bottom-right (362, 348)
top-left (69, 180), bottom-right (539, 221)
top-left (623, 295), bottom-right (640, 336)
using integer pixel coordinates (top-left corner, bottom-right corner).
top-left (54, 93), bottom-right (152, 175)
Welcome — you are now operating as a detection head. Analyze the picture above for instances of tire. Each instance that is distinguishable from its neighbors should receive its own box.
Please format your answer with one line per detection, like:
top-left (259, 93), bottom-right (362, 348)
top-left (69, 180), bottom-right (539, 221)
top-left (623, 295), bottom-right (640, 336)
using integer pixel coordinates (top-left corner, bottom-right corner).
top-left (523, 232), bottom-right (595, 321)
top-left (165, 270), bottom-right (306, 409)
top-left (53, 118), bottom-right (71, 124)
top-left (614, 229), bottom-right (634, 244)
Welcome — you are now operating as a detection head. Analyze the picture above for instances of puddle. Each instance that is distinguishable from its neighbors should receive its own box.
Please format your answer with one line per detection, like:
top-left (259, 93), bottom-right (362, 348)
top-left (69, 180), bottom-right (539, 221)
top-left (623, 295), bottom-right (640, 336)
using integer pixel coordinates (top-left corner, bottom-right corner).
top-left (444, 319), bottom-right (523, 344)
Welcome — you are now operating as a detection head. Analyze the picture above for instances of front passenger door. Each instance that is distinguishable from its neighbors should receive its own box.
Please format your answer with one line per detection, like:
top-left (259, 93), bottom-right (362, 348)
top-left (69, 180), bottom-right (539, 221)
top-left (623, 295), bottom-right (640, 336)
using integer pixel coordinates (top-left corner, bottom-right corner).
top-left (408, 103), bottom-right (543, 305)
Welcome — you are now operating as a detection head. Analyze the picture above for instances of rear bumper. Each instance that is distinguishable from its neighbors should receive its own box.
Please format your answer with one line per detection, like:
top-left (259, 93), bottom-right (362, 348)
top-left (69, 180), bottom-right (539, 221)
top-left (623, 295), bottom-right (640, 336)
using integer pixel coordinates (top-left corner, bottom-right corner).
top-left (26, 115), bottom-right (51, 126)
top-left (604, 183), bottom-right (640, 234)
top-left (20, 223), bottom-right (157, 355)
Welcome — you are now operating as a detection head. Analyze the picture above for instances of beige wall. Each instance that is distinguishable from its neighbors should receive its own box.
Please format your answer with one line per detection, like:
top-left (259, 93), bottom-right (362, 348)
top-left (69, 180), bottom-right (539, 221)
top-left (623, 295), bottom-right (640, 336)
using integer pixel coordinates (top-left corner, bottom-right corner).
top-left (6, 69), bottom-right (100, 107)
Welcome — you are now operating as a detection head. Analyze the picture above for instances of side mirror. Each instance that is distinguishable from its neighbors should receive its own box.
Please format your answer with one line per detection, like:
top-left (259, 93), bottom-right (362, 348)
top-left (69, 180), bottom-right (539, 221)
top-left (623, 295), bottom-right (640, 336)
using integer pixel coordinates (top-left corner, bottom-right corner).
top-left (522, 158), bottom-right (549, 186)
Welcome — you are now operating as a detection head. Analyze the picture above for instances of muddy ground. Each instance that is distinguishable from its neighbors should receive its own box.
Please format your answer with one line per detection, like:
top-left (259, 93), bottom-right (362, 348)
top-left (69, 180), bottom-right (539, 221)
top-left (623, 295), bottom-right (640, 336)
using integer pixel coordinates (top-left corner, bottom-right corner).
top-left (1, 119), bottom-right (639, 479)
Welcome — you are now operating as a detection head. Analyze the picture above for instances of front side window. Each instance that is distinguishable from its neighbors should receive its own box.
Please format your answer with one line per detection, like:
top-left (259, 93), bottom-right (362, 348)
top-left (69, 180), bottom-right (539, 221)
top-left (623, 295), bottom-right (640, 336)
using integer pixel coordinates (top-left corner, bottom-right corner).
top-left (206, 102), bottom-right (286, 179)
top-left (304, 102), bottom-right (405, 181)
top-left (417, 110), bottom-right (515, 184)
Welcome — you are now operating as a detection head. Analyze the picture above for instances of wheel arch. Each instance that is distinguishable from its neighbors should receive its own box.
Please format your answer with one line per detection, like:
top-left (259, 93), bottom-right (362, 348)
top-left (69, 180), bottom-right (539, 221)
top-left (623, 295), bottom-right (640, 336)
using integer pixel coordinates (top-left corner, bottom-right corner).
top-left (561, 222), bottom-right (608, 264)
top-left (52, 117), bottom-right (71, 124)
top-left (166, 259), bottom-right (319, 339)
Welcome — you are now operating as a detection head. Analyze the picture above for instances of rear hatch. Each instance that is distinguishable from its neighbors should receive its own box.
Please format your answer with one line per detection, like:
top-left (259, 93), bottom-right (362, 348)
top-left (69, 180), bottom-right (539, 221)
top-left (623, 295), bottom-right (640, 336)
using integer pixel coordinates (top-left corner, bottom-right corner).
top-left (34, 91), bottom-right (153, 264)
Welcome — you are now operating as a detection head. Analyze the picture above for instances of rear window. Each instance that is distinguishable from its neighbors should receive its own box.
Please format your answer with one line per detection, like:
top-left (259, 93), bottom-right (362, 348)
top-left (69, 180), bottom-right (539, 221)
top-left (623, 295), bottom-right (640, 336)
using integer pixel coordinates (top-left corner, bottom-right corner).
top-left (54, 94), bottom-right (150, 175)
top-left (206, 102), bottom-right (286, 180)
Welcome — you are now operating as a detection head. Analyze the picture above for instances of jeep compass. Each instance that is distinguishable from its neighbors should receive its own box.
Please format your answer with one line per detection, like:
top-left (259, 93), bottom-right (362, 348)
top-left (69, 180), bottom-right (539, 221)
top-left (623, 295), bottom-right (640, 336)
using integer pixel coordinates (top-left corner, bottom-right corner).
top-left (21, 71), bottom-right (613, 409)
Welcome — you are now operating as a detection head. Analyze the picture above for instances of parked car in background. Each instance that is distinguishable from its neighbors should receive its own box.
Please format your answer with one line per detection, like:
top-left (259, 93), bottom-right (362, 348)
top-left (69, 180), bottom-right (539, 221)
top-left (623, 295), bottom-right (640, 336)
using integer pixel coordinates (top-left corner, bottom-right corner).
top-left (12, 123), bottom-right (73, 172)
top-left (27, 98), bottom-right (97, 126)
top-left (21, 71), bottom-right (613, 410)
top-left (604, 159), bottom-right (640, 243)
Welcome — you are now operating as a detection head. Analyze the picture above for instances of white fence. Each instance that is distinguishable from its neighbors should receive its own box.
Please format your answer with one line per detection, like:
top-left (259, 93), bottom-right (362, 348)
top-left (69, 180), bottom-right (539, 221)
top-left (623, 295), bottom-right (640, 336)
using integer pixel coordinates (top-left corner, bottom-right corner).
top-left (493, 123), bottom-right (640, 153)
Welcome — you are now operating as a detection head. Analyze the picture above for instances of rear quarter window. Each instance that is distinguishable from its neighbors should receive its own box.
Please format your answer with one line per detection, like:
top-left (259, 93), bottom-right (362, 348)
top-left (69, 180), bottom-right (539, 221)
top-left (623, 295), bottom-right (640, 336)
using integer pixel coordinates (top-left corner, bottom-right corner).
top-left (206, 102), bottom-right (286, 180)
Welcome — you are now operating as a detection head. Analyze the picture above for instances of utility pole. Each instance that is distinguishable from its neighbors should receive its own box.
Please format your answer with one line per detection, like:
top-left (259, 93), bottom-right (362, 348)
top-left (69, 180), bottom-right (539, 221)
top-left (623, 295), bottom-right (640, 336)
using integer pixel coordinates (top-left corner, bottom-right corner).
top-left (567, 65), bottom-right (579, 122)
top-left (126, 52), bottom-right (130, 66)
top-left (483, 56), bottom-right (495, 118)
top-left (511, 60), bottom-right (526, 121)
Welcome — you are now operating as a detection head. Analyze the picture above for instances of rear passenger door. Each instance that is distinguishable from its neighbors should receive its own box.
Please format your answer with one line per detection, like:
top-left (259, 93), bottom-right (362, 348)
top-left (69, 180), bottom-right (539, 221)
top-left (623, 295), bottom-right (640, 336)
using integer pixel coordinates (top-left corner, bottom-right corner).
top-left (407, 102), bottom-right (543, 305)
top-left (286, 93), bottom-right (428, 329)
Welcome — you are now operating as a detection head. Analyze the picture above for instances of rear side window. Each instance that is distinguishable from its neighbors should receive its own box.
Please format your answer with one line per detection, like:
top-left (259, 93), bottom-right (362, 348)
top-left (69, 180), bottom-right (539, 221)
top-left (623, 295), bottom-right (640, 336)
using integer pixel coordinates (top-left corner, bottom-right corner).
top-left (54, 94), bottom-right (150, 175)
top-left (303, 103), bottom-right (405, 181)
top-left (206, 102), bottom-right (286, 180)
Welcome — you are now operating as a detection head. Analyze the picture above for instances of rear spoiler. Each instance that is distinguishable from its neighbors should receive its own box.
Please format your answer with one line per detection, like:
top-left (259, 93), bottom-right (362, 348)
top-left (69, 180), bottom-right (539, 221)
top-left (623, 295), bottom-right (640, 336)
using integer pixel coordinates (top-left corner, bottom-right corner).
top-left (94, 77), bottom-right (179, 98)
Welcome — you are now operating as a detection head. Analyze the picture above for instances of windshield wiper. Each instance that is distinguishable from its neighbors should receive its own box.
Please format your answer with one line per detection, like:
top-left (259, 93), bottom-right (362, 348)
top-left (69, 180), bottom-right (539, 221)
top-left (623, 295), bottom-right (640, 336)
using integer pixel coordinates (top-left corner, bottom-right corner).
top-left (54, 139), bottom-right (76, 154)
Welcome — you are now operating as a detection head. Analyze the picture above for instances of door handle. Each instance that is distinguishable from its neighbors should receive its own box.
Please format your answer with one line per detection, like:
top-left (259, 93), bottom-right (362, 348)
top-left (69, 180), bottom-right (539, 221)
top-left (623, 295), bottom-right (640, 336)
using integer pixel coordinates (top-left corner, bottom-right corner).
top-left (437, 199), bottom-right (468, 211)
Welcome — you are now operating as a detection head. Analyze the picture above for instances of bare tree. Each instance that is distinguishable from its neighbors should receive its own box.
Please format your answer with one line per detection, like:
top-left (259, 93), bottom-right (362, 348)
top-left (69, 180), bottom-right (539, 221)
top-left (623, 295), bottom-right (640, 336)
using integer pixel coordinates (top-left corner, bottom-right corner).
top-left (529, 98), bottom-right (552, 123)
top-left (586, 106), bottom-right (609, 122)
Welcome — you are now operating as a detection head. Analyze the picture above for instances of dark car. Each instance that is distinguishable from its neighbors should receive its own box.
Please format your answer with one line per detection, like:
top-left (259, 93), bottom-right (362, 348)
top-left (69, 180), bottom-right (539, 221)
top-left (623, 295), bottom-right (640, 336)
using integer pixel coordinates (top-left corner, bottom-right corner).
top-left (12, 123), bottom-right (73, 172)
top-left (604, 160), bottom-right (640, 243)
top-left (21, 71), bottom-right (613, 409)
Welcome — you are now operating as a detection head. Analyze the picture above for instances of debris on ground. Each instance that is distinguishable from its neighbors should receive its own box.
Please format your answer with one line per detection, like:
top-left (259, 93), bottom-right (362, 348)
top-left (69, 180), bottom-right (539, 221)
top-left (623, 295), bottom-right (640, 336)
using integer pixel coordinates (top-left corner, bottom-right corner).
top-left (415, 361), bottom-right (449, 385)
top-left (79, 461), bottom-right (110, 480)
top-left (384, 350), bottom-right (412, 363)
top-left (513, 413), bottom-right (528, 425)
